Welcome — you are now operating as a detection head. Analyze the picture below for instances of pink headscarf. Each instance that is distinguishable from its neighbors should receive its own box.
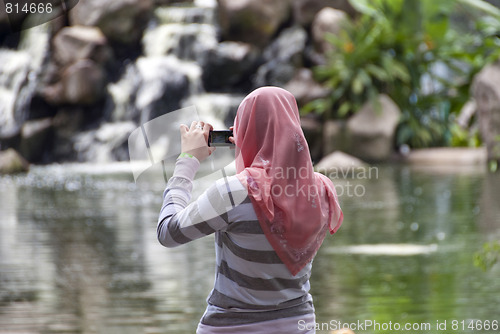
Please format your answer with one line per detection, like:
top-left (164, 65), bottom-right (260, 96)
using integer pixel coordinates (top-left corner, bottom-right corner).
top-left (234, 86), bottom-right (343, 276)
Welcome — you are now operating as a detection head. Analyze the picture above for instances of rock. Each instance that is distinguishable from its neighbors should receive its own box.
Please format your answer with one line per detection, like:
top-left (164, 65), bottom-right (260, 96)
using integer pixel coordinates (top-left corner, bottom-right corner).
top-left (142, 21), bottom-right (217, 63)
top-left (0, 149), bottom-right (29, 174)
top-left (217, 0), bottom-right (292, 48)
top-left (202, 41), bottom-right (260, 91)
top-left (311, 7), bottom-right (349, 54)
top-left (50, 59), bottom-right (107, 105)
top-left (315, 150), bottom-right (368, 174)
top-left (20, 118), bottom-right (53, 162)
top-left (472, 61), bottom-right (500, 164)
top-left (134, 56), bottom-right (191, 122)
top-left (345, 94), bottom-right (401, 162)
top-left (253, 25), bottom-right (307, 87)
top-left (284, 68), bottom-right (330, 107)
top-left (405, 147), bottom-right (487, 166)
top-left (457, 99), bottom-right (477, 128)
top-left (323, 119), bottom-right (345, 156)
top-left (292, 0), bottom-right (356, 27)
top-left (52, 26), bottom-right (112, 66)
top-left (69, 0), bottom-right (153, 45)
top-left (74, 121), bottom-right (136, 162)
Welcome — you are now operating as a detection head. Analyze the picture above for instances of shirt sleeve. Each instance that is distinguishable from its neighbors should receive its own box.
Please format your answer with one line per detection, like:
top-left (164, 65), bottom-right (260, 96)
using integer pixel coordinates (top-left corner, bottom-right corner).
top-left (157, 156), bottom-right (239, 248)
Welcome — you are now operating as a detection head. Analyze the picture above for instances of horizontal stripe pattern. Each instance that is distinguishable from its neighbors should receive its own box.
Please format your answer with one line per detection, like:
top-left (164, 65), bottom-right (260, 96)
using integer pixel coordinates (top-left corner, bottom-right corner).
top-left (201, 300), bottom-right (314, 327)
top-left (157, 159), bottom-right (315, 327)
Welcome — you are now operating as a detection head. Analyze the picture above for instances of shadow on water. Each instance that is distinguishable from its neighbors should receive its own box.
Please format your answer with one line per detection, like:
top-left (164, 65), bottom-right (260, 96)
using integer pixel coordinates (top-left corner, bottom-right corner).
top-left (0, 163), bottom-right (499, 333)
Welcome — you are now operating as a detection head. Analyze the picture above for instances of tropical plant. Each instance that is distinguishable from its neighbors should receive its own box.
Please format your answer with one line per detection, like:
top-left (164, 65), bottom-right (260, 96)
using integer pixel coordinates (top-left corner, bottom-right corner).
top-left (303, 0), bottom-right (500, 149)
top-left (302, 11), bottom-right (410, 120)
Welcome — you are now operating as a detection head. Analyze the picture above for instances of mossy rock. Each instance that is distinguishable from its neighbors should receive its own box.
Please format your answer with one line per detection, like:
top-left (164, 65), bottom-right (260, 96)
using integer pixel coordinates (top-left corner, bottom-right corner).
top-left (0, 149), bottom-right (30, 174)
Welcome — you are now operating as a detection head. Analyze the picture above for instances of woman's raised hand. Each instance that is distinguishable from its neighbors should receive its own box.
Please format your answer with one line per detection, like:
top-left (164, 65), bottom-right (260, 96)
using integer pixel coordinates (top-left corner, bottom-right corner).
top-left (180, 121), bottom-right (216, 162)
top-left (229, 126), bottom-right (235, 145)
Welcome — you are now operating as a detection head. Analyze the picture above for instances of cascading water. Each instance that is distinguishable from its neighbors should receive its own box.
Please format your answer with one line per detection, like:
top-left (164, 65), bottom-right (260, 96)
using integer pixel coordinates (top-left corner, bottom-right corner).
top-left (81, 0), bottom-right (244, 163)
top-left (0, 0), bottom-right (244, 163)
top-left (0, 23), bottom-right (50, 149)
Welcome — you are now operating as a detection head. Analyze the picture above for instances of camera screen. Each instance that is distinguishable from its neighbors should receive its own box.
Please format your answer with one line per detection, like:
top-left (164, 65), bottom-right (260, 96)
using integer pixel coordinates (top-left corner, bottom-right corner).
top-left (209, 130), bottom-right (233, 146)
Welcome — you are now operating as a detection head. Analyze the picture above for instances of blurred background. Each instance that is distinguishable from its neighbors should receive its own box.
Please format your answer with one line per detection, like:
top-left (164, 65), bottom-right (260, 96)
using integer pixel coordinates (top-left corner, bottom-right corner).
top-left (1, 0), bottom-right (500, 333)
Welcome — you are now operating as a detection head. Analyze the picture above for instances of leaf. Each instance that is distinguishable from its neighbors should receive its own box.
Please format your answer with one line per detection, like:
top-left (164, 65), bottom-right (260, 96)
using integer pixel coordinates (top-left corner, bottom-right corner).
top-left (347, 0), bottom-right (380, 17)
top-left (391, 60), bottom-right (411, 82)
top-left (366, 64), bottom-right (389, 81)
top-left (324, 32), bottom-right (346, 49)
top-left (301, 99), bottom-right (328, 115)
top-left (457, 0), bottom-right (500, 18)
top-left (358, 69), bottom-right (373, 86)
top-left (338, 102), bottom-right (352, 117)
top-left (351, 73), bottom-right (364, 95)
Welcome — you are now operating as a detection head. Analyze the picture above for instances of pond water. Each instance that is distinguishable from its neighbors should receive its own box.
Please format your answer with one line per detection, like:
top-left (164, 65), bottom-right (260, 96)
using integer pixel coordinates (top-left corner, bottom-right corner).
top-left (0, 161), bottom-right (499, 334)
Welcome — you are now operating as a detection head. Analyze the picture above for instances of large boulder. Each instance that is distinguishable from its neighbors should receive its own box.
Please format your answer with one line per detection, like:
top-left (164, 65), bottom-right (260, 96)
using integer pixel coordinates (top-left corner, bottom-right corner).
top-left (311, 7), bottom-right (349, 55)
top-left (217, 0), bottom-right (292, 48)
top-left (345, 95), bottom-right (401, 162)
top-left (52, 26), bottom-right (112, 66)
top-left (253, 25), bottom-right (307, 87)
top-left (69, 0), bottom-right (153, 45)
top-left (62, 60), bottom-right (107, 105)
top-left (0, 149), bottom-right (29, 174)
top-left (43, 59), bottom-right (107, 105)
top-left (292, 0), bottom-right (356, 27)
top-left (42, 26), bottom-right (111, 106)
top-left (472, 61), bottom-right (500, 164)
top-left (201, 41), bottom-right (260, 91)
top-left (135, 57), bottom-right (191, 122)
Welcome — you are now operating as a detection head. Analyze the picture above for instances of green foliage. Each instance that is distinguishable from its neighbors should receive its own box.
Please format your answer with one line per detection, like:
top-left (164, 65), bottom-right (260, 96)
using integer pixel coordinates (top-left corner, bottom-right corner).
top-left (449, 123), bottom-right (481, 147)
top-left (303, 0), bottom-right (500, 148)
top-left (474, 241), bottom-right (500, 271)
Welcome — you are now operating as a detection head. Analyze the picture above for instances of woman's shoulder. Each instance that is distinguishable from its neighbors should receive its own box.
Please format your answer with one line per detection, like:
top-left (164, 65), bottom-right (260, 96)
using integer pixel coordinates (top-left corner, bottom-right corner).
top-left (204, 174), bottom-right (255, 221)
top-left (208, 174), bottom-right (249, 207)
top-left (214, 174), bottom-right (246, 192)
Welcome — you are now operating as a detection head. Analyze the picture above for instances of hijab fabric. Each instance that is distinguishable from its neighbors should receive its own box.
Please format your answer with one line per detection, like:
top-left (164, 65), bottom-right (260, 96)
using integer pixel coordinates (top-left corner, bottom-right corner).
top-left (234, 86), bottom-right (343, 276)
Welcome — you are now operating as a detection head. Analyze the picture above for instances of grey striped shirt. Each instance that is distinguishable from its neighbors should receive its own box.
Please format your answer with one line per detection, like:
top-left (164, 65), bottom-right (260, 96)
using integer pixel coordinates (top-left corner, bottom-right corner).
top-left (157, 157), bottom-right (315, 327)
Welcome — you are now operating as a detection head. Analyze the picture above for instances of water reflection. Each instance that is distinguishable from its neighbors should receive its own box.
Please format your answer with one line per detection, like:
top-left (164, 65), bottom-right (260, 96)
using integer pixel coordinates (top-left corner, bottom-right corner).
top-left (0, 164), bottom-right (499, 333)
